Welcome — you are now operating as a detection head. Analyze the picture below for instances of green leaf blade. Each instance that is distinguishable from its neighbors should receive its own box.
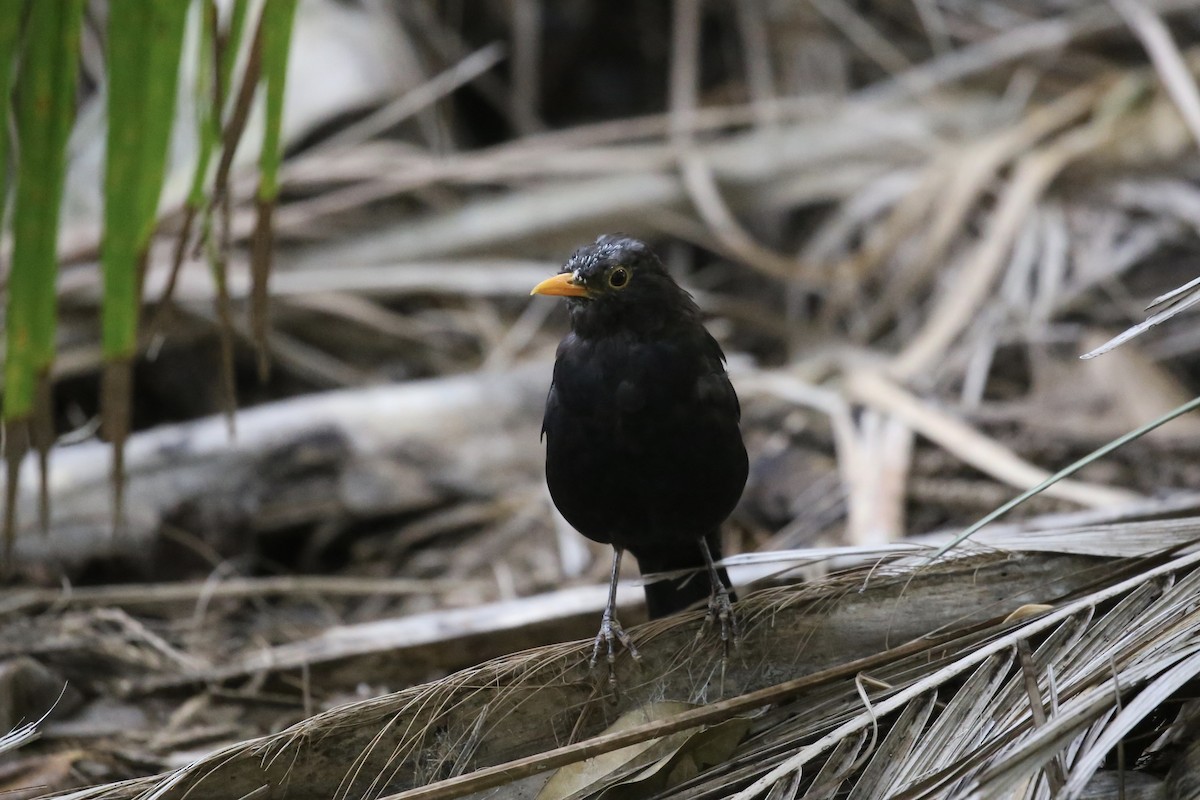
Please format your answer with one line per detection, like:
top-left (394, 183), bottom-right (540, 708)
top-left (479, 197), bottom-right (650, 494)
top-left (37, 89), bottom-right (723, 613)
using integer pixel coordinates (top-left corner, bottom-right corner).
top-left (4, 0), bottom-right (83, 419)
top-left (101, 1), bottom-right (188, 360)
top-left (257, 0), bottom-right (296, 202)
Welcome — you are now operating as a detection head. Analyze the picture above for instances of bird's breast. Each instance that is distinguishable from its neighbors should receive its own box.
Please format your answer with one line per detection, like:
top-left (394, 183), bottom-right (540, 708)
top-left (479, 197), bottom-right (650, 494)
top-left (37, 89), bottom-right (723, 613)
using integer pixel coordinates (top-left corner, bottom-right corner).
top-left (551, 335), bottom-right (698, 416)
top-left (542, 332), bottom-right (747, 546)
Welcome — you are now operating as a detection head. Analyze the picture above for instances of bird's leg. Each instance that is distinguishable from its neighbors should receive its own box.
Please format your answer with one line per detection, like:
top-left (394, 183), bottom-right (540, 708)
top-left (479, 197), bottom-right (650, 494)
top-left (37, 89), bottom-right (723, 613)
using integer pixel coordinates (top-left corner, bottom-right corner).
top-left (698, 537), bottom-right (739, 651)
top-left (590, 548), bottom-right (641, 672)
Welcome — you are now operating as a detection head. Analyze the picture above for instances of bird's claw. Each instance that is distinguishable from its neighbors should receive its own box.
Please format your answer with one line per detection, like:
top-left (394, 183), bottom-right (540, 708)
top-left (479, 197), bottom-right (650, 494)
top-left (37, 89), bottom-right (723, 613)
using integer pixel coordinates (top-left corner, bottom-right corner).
top-left (589, 609), bottom-right (641, 675)
top-left (698, 584), bottom-right (740, 655)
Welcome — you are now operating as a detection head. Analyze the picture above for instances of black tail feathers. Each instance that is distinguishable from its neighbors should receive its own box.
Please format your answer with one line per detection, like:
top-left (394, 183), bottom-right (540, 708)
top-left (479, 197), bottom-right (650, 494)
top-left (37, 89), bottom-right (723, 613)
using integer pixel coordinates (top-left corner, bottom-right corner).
top-left (631, 530), bottom-right (736, 619)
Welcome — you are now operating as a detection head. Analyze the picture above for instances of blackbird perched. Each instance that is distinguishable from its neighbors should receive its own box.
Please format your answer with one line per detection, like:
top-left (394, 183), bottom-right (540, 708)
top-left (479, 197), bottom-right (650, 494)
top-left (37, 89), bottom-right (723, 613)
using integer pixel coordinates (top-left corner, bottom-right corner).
top-left (531, 235), bottom-right (748, 665)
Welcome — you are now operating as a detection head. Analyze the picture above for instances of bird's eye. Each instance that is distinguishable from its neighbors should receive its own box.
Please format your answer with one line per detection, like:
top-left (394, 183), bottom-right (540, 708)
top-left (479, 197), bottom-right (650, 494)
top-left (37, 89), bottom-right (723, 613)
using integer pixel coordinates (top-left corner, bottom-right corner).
top-left (608, 267), bottom-right (629, 289)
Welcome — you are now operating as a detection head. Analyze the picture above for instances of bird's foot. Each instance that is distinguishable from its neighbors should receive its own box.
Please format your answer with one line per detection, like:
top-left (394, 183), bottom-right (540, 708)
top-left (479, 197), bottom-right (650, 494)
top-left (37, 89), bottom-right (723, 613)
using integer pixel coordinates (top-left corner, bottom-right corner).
top-left (698, 584), bottom-right (740, 655)
top-left (589, 608), bottom-right (641, 677)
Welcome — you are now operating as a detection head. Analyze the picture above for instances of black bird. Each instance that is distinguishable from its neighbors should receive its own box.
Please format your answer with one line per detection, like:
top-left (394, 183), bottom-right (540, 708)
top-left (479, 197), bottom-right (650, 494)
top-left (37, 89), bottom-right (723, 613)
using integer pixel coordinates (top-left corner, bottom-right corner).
top-left (532, 235), bottom-right (748, 665)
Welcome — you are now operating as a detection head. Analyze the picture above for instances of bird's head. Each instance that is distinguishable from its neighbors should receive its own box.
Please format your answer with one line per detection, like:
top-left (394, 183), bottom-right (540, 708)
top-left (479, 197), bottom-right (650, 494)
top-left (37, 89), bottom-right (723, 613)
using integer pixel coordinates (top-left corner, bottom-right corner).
top-left (530, 235), bottom-right (698, 337)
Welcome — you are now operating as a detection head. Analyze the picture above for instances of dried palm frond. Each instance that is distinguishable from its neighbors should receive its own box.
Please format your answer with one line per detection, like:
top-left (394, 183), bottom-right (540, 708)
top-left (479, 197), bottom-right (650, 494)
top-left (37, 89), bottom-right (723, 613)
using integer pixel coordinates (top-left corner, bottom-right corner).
top-left (43, 523), bottom-right (1200, 800)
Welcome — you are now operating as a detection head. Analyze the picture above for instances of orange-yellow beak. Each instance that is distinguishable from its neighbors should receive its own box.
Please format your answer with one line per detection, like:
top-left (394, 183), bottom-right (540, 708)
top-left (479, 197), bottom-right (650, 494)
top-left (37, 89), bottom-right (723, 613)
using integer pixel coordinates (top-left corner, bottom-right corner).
top-left (530, 272), bottom-right (589, 298)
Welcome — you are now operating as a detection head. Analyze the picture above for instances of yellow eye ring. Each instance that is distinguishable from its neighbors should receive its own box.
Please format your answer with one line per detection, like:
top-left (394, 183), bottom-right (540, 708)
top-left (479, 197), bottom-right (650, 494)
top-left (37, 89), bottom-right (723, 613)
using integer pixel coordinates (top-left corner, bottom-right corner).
top-left (608, 267), bottom-right (629, 289)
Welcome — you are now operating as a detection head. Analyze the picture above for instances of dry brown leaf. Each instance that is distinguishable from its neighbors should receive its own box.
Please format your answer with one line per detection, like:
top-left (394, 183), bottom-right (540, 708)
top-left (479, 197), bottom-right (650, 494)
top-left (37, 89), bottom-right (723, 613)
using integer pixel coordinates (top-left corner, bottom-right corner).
top-left (0, 749), bottom-right (85, 800)
top-left (597, 713), bottom-right (752, 798)
top-left (535, 701), bottom-right (697, 800)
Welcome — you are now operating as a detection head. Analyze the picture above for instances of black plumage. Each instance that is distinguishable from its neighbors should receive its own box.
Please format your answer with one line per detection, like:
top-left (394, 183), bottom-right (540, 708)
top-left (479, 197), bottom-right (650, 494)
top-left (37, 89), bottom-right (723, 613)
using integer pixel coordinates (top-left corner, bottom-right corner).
top-left (532, 235), bottom-right (748, 664)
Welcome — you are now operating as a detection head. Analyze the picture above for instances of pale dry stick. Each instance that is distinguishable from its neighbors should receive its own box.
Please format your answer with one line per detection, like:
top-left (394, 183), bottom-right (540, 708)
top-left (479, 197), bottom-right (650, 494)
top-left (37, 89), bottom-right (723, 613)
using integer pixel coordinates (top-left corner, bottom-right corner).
top-left (843, 369), bottom-right (1140, 509)
top-left (889, 120), bottom-right (1114, 382)
top-left (667, 0), bottom-right (700, 171)
top-left (273, 260), bottom-right (554, 299)
top-left (1112, 0), bottom-right (1200, 150)
top-left (731, 547), bottom-right (1200, 800)
top-left (845, 409), bottom-right (883, 548)
top-left (848, 412), bottom-right (914, 547)
top-left (270, 168), bottom-right (446, 233)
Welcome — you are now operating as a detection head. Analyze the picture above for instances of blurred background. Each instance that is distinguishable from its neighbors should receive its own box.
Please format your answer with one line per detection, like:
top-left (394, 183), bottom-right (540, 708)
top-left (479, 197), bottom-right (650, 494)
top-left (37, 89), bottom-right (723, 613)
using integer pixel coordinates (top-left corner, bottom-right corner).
top-left (9, 0), bottom-right (1200, 794)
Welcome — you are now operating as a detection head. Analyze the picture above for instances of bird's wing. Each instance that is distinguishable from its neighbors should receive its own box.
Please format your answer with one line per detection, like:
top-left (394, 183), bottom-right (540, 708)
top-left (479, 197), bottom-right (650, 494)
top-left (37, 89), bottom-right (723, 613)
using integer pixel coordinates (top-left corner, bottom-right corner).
top-left (540, 382), bottom-right (556, 440)
top-left (696, 368), bottom-right (741, 422)
top-left (695, 329), bottom-right (741, 421)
